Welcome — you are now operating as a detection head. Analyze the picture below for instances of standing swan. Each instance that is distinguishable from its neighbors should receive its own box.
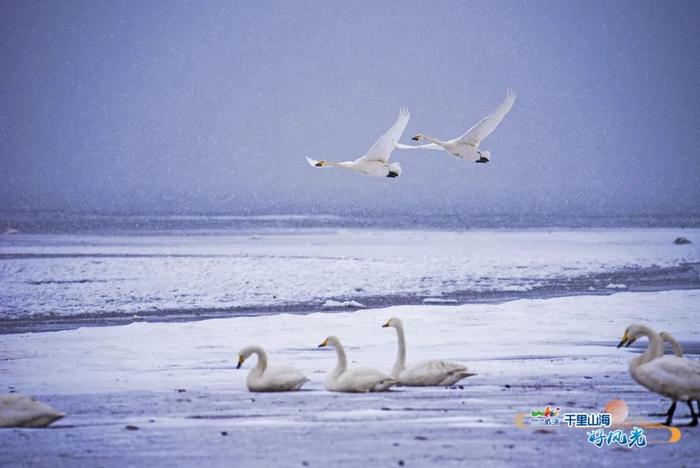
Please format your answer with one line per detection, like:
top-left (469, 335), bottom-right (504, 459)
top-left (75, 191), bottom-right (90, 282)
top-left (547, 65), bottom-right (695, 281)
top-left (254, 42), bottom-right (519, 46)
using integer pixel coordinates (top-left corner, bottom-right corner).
top-left (659, 331), bottom-right (700, 420)
top-left (306, 108), bottom-right (409, 178)
top-left (0, 394), bottom-right (64, 428)
top-left (397, 89), bottom-right (516, 163)
top-left (617, 324), bottom-right (700, 426)
top-left (382, 317), bottom-right (475, 386)
top-left (237, 345), bottom-right (309, 392)
top-left (318, 336), bottom-right (398, 392)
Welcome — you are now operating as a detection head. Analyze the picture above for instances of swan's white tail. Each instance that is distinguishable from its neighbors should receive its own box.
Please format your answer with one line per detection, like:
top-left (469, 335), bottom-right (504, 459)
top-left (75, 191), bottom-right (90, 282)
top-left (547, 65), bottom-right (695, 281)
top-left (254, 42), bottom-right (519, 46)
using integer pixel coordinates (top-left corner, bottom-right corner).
top-left (388, 162), bottom-right (401, 178)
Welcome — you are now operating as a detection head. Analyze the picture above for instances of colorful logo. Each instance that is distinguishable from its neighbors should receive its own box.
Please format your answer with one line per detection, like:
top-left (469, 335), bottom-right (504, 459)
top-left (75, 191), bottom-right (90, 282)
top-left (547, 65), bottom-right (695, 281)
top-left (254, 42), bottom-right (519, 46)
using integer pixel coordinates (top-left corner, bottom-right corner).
top-left (528, 405), bottom-right (561, 426)
top-left (515, 399), bottom-right (681, 446)
top-left (530, 405), bottom-right (560, 418)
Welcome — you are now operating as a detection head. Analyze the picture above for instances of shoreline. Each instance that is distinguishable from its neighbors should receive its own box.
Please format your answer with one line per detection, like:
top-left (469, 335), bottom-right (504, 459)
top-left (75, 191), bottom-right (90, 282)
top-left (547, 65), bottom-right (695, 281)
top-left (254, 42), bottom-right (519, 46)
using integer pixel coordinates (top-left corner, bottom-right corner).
top-left (2, 290), bottom-right (699, 465)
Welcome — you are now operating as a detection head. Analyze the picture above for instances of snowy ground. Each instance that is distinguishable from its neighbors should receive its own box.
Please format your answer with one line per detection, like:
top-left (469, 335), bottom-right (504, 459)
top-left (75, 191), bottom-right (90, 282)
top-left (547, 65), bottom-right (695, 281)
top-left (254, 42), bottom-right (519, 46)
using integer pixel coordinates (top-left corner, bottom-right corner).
top-left (2, 290), bottom-right (699, 466)
top-left (1, 228), bottom-right (698, 324)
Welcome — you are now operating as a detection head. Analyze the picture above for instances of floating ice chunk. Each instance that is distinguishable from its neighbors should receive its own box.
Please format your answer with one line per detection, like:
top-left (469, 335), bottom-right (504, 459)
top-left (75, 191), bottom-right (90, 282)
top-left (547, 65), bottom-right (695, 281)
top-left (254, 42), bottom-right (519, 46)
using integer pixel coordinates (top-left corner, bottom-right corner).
top-left (501, 284), bottom-right (534, 292)
top-left (321, 300), bottom-right (366, 309)
top-left (422, 297), bottom-right (458, 304)
top-left (606, 283), bottom-right (627, 289)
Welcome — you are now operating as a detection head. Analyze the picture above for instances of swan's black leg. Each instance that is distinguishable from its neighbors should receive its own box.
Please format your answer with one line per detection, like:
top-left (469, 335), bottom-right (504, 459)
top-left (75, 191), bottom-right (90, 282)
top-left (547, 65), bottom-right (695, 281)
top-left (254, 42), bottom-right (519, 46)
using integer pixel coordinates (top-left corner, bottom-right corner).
top-left (688, 401), bottom-right (699, 427)
top-left (664, 401), bottom-right (677, 426)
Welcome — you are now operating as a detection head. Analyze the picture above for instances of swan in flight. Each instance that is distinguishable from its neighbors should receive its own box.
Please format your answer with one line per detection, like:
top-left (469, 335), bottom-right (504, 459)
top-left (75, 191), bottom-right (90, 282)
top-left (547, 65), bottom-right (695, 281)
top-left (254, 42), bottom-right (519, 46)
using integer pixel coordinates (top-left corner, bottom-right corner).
top-left (306, 108), bottom-right (409, 178)
top-left (237, 345), bottom-right (309, 392)
top-left (396, 89), bottom-right (516, 163)
top-left (617, 324), bottom-right (700, 426)
top-left (318, 336), bottom-right (398, 392)
top-left (382, 317), bottom-right (475, 386)
top-left (0, 394), bottom-right (64, 428)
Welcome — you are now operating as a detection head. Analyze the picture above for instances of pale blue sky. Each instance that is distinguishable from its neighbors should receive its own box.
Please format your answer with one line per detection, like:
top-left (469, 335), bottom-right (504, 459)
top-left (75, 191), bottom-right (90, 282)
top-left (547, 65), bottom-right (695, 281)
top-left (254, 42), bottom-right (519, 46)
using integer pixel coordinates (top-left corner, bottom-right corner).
top-left (1, 0), bottom-right (699, 215)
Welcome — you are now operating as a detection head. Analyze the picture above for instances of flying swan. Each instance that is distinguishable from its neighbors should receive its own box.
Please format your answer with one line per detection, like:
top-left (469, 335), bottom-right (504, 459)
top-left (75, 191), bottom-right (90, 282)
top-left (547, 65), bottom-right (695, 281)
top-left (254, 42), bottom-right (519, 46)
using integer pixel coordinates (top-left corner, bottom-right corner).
top-left (237, 345), bottom-right (309, 392)
top-left (318, 336), bottom-right (398, 392)
top-left (0, 394), bottom-right (65, 428)
top-left (306, 108), bottom-right (410, 177)
top-left (382, 317), bottom-right (476, 386)
top-left (396, 89), bottom-right (516, 163)
top-left (617, 324), bottom-right (700, 426)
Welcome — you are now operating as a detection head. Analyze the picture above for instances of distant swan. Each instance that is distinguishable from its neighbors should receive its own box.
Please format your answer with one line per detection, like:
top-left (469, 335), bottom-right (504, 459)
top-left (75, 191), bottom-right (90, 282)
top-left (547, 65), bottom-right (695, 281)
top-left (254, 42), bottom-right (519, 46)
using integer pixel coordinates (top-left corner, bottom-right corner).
top-left (318, 336), bottom-right (398, 392)
top-left (382, 317), bottom-right (475, 386)
top-left (0, 394), bottom-right (64, 428)
top-left (237, 345), bottom-right (309, 392)
top-left (397, 89), bottom-right (516, 163)
top-left (306, 108), bottom-right (410, 177)
top-left (618, 324), bottom-right (699, 426)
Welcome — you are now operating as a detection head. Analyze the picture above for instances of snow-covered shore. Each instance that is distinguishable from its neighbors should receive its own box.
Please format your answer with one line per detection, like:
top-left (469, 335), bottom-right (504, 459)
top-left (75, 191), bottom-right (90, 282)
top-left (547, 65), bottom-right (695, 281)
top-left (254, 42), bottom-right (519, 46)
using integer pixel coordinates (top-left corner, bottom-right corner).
top-left (2, 290), bottom-right (699, 466)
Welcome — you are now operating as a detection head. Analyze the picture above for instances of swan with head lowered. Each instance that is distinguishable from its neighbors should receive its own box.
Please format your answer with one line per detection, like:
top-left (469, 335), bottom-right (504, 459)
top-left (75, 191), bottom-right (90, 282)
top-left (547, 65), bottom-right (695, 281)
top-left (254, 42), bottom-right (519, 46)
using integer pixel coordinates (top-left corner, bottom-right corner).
top-left (318, 336), bottom-right (398, 392)
top-left (617, 324), bottom-right (700, 426)
top-left (396, 89), bottom-right (516, 163)
top-left (306, 108), bottom-right (409, 178)
top-left (237, 345), bottom-right (309, 392)
top-left (382, 317), bottom-right (475, 386)
top-left (0, 394), bottom-right (64, 428)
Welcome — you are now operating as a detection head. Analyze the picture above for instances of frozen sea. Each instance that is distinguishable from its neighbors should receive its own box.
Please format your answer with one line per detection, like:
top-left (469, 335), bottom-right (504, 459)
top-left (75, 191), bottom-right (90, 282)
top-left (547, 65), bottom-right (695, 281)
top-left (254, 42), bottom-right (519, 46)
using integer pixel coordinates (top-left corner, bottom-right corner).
top-left (1, 213), bottom-right (699, 466)
top-left (0, 213), bottom-right (699, 333)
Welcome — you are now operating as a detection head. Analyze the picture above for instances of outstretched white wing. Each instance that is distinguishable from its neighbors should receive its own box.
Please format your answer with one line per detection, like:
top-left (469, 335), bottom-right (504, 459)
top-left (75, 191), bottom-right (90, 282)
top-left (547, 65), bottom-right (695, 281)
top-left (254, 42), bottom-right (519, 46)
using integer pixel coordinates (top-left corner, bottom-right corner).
top-left (306, 156), bottom-right (322, 167)
top-left (457, 89), bottom-right (516, 145)
top-left (396, 142), bottom-right (444, 151)
top-left (360, 108), bottom-right (411, 163)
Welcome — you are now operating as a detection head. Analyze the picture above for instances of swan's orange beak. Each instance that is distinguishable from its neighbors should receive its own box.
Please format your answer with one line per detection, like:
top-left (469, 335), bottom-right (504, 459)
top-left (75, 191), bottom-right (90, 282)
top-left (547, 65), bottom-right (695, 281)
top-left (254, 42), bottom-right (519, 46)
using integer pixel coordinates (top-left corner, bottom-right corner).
top-left (318, 338), bottom-right (329, 348)
top-left (236, 355), bottom-right (245, 369)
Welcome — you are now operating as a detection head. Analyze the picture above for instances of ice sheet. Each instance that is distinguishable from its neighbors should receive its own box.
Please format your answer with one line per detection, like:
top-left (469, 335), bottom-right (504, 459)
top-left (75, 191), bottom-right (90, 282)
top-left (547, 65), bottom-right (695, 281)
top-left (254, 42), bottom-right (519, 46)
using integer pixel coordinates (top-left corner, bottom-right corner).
top-left (1, 228), bottom-right (698, 320)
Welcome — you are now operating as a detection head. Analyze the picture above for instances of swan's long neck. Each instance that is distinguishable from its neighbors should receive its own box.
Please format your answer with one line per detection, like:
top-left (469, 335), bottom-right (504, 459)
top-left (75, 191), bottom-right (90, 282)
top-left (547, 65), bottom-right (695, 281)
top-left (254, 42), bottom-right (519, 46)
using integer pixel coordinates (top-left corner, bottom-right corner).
top-left (329, 337), bottom-right (348, 376)
top-left (421, 135), bottom-right (448, 147)
top-left (325, 161), bottom-right (354, 170)
top-left (631, 326), bottom-right (664, 370)
top-left (391, 323), bottom-right (407, 379)
top-left (664, 335), bottom-right (684, 357)
top-left (251, 346), bottom-right (268, 374)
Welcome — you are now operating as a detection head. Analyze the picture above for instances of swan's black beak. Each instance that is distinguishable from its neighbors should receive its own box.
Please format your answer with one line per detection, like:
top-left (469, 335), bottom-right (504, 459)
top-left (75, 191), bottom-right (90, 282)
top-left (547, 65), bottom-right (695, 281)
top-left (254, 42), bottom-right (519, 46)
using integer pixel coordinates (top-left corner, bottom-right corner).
top-left (318, 338), bottom-right (328, 348)
top-left (382, 321), bottom-right (390, 328)
top-left (625, 338), bottom-right (636, 348)
top-left (616, 338), bottom-right (626, 349)
top-left (411, 135), bottom-right (420, 141)
top-left (236, 356), bottom-right (245, 369)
